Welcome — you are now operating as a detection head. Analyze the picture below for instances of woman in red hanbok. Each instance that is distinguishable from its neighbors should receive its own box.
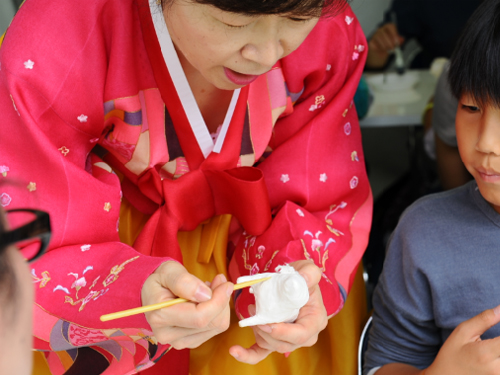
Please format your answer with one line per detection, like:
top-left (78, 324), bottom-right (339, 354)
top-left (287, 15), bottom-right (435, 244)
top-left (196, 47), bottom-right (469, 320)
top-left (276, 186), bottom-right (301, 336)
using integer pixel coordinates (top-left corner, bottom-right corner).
top-left (0, 0), bottom-right (372, 373)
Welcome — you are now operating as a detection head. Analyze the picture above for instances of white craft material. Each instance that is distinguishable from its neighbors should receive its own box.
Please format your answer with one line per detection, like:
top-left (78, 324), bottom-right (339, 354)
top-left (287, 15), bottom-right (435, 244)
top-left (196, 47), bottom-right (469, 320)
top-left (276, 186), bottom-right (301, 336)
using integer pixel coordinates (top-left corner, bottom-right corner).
top-left (237, 265), bottom-right (309, 327)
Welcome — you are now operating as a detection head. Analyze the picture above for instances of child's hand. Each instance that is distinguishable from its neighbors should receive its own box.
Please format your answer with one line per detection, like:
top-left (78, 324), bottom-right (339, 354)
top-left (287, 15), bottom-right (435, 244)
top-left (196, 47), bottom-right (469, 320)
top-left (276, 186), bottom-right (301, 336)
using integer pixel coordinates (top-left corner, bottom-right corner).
top-left (141, 261), bottom-right (233, 349)
top-left (426, 305), bottom-right (500, 375)
top-left (228, 260), bottom-right (327, 364)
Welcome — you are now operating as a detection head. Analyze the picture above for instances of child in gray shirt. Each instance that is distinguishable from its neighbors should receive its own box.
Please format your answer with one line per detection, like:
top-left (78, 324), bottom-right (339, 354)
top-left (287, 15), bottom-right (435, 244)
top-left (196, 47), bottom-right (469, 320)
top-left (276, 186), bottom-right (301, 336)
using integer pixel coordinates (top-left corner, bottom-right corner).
top-left (364, 1), bottom-right (500, 374)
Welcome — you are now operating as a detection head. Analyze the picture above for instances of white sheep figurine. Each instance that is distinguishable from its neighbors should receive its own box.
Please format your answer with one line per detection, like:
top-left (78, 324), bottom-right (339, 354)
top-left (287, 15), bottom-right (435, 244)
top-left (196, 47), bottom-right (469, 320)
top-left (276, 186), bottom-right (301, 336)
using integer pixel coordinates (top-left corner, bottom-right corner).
top-left (237, 264), bottom-right (309, 327)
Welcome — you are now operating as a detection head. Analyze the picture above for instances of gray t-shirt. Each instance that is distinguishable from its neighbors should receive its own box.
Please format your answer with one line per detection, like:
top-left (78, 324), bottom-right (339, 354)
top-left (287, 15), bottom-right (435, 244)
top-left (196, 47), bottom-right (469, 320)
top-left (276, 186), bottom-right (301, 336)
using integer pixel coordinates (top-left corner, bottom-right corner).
top-left (364, 181), bottom-right (500, 374)
top-left (432, 62), bottom-right (459, 147)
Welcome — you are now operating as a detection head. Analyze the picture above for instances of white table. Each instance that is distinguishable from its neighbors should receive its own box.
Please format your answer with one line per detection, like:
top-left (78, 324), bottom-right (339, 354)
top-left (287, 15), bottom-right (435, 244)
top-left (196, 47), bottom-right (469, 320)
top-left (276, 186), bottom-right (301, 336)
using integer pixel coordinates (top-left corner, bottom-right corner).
top-left (360, 70), bottom-right (438, 128)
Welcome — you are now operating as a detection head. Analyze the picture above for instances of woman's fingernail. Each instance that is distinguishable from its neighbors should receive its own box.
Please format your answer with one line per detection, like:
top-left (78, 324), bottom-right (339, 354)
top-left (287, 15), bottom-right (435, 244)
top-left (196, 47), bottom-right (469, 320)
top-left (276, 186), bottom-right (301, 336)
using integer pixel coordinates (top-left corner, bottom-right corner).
top-left (494, 305), bottom-right (500, 315)
top-left (220, 274), bottom-right (227, 283)
top-left (231, 351), bottom-right (239, 359)
top-left (195, 285), bottom-right (212, 302)
top-left (259, 325), bottom-right (272, 333)
top-left (226, 284), bottom-right (233, 297)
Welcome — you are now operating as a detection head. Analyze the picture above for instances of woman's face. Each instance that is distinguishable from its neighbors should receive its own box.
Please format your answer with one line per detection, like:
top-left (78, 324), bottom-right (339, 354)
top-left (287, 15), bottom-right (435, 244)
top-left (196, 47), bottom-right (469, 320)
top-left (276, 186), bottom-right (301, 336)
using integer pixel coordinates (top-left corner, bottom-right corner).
top-left (163, 0), bottom-right (319, 90)
top-left (0, 246), bottom-right (34, 375)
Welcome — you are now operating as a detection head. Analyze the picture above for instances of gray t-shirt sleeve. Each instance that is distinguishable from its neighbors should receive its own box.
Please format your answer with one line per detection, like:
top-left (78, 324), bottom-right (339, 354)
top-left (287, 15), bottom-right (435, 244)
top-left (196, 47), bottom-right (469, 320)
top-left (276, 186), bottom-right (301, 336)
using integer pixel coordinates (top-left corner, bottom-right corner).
top-left (363, 204), bottom-right (442, 374)
top-left (432, 62), bottom-right (459, 147)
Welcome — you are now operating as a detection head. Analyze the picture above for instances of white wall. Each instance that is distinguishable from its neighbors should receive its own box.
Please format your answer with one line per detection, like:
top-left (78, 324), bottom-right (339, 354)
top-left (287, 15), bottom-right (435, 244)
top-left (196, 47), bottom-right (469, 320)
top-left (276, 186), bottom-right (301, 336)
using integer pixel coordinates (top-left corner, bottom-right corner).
top-left (0, 0), bottom-right (15, 35)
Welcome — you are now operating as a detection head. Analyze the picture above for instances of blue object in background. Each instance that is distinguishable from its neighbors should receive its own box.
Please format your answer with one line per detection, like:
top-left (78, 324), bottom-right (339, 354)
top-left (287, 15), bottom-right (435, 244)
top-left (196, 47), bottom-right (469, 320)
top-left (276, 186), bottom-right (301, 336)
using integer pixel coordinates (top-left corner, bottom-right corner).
top-left (354, 77), bottom-right (373, 119)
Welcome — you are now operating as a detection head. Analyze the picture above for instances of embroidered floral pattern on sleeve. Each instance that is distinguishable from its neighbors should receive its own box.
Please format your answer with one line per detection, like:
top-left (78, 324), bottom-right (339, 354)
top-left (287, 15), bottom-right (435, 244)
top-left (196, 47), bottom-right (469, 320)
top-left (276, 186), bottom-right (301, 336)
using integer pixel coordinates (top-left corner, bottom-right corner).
top-left (31, 253), bottom-right (170, 374)
top-left (48, 256), bottom-right (139, 312)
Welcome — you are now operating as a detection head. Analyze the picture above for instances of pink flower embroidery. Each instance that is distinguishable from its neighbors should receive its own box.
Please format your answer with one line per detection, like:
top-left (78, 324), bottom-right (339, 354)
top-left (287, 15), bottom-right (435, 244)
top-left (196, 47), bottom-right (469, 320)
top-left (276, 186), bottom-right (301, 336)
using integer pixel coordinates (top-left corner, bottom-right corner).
top-left (345, 16), bottom-right (353, 25)
top-left (81, 244), bottom-right (91, 252)
top-left (311, 238), bottom-right (323, 251)
top-left (256, 246), bottom-right (266, 259)
top-left (280, 174), bottom-right (290, 183)
top-left (350, 176), bottom-right (359, 189)
top-left (0, 193), bottom-right (12, 207)
top-left (0, 165), bottom-right (9, 177)
top-left (72, 277), bottom-right (87, 289)
top-left (24, 60), bottom-right (34, 69)
top-left (249, 237), bottom-right (256, 247)
top-left (319, 173), bottom-right (328, 183)
top-left (352, 52), bottom-right (359, 60)
top-left (250, 263), bottom-right (260, 276)
top-left (344, 122), bottom-right (352, 135)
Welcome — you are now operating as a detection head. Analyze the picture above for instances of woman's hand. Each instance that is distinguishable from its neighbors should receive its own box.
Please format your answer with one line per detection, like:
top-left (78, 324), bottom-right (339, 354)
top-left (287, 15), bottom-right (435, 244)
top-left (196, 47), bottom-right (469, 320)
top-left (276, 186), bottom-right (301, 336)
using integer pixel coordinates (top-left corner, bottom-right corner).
top-left (229, 260), bottom-right (328, 364)
top-left (141, 261), bottom-right (233, 349)
top-left (425, 305), bottom-right (500, 375)
top-left (366, 23), bottom-right (405, 69)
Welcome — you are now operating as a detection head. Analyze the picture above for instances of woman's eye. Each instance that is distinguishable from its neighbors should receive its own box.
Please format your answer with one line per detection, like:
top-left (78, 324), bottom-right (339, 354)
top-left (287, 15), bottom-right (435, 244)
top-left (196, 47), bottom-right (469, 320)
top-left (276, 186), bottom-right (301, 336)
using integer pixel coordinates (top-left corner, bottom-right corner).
top-left (288, 17), bottom-right (312, 23)
top-left (461, 104), bottom-right (480, 113)
top-left (223, 22), bottom-right (247, 29)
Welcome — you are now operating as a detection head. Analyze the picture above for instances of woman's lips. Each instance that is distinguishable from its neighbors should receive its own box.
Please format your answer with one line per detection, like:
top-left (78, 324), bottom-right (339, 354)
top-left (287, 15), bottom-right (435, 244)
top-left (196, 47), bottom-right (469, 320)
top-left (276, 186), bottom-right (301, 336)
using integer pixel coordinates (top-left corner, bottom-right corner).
top-left (224, 67), bottom-right (259, 86)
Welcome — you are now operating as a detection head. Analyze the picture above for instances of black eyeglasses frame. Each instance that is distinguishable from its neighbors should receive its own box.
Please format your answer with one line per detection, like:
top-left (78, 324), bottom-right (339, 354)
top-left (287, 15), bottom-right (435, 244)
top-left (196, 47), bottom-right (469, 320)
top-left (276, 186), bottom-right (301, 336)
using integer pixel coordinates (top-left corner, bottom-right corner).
top-left (0, 209), bottom-right (51, 263)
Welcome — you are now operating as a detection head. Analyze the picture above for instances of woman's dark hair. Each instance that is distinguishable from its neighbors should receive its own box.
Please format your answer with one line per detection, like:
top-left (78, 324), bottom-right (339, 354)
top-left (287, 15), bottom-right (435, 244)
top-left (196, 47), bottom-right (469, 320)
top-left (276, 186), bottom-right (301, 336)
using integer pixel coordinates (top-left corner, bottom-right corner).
top-left (161, 0), bottom-right (349, 18)
top-left (448, 0), bottom-right (500, 108)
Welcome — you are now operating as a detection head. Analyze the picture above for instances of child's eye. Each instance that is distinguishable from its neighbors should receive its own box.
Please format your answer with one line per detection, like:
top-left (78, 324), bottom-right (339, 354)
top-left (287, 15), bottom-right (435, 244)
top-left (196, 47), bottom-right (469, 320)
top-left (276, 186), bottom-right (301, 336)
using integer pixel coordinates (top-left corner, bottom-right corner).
top-left (461, 104), bottom-right (480, 113)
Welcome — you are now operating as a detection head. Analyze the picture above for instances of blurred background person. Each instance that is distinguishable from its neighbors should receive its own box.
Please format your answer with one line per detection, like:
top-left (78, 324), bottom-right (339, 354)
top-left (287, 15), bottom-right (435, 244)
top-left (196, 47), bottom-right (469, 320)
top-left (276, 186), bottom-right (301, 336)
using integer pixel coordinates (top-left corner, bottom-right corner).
top-left (365, 0), bottom-right (481, 70)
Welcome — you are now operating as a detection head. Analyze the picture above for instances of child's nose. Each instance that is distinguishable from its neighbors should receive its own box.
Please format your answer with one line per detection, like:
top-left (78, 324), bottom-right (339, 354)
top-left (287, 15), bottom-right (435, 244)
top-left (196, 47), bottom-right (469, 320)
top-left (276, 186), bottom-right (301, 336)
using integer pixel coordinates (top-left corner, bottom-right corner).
top-left (476, 111), bottom-right (500, 155)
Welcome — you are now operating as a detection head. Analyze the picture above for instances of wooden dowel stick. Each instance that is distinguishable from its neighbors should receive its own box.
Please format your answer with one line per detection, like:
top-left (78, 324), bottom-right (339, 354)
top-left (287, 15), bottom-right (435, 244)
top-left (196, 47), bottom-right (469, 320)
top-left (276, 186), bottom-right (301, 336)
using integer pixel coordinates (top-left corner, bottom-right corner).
top-left (100, 276), bottom-right (271, 322)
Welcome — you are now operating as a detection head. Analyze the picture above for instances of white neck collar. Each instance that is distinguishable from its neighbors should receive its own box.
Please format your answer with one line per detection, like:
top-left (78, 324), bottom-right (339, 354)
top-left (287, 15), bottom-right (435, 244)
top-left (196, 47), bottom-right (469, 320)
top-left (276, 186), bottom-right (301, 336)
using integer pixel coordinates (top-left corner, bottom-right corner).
top-left (149, 0), bottom-right (240, 158)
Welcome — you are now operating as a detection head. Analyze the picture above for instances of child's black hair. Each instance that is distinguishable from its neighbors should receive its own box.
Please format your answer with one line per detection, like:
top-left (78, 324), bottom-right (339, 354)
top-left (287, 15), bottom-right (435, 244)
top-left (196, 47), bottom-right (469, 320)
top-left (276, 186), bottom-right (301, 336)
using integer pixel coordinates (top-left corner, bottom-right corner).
top-left (161, 0), bottom-right (349, 18)
top-left (449, 0), bottom-right (500, 108)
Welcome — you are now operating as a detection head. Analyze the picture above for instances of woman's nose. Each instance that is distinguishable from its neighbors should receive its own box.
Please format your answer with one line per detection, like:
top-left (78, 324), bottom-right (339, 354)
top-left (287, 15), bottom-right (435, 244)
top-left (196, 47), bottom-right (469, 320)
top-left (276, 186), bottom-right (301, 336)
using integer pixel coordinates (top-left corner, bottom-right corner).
top-left (240, 32), bottom-right (284, 69)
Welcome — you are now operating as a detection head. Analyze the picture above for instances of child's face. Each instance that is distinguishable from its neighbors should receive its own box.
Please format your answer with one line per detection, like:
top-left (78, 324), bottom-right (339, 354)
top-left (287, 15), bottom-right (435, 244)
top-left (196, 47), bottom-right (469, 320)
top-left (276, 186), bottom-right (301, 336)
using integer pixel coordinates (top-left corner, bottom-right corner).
top-left (456, 95), bottom-right (500, 213)
top-left (163, 0), bottom-right (319, 90)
